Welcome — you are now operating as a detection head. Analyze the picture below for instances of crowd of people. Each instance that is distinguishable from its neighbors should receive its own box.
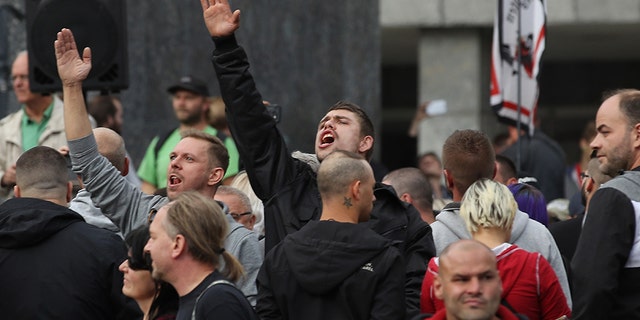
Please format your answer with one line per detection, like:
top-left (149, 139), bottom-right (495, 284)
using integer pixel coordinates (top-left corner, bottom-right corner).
top-left (0, 0), bottom-right (639, 319)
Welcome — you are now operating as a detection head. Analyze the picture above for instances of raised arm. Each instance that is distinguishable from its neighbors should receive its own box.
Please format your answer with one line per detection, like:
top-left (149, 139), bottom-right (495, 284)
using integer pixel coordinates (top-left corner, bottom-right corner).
top-left (54, 28), bottom-right (93, 141)
top-left (200, 0), bottom-right (240, 37)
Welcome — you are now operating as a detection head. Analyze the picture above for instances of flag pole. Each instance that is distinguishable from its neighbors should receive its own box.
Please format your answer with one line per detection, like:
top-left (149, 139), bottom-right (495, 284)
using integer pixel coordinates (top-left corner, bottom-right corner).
top-left (515, 0), bottom-right (522, 175)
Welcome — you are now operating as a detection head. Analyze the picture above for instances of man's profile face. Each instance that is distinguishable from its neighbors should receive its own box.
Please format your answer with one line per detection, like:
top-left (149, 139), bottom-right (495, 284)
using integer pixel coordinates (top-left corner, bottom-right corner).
top-left (144, 206), bottom-right (173, 281)
top-left (166, 137), bottom-right (215, 200)
top-left (11, 53), bottom-right (40, 105)
top-left (358, 161), bottom-right (376, 222)
top-left (315, 109), bottom-right (367, 161)
top-left (172, 90), bottom-right (208, 126)
top-left (435, 245), bottom-right (502, 320)
top-left (418, 154), bottom-right (442, 178)
top-left (591, 95), bottom-right (634, 176)
top-left (214, 192), bottom-right (255, 230)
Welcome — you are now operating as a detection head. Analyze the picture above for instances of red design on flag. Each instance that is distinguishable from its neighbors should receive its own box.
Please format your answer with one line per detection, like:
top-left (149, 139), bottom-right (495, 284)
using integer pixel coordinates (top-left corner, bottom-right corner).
top-left (490, 0), bottom-right (547, 135)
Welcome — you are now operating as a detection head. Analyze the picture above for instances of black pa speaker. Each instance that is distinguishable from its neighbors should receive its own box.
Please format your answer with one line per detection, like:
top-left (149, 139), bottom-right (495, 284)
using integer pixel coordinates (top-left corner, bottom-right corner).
top-left (26, 0), bottom-right (128, 93)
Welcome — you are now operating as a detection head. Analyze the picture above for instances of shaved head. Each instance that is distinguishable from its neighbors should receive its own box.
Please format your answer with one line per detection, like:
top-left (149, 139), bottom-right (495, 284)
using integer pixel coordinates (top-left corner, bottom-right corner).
top-left (93, 127), bottom-right (127, 172)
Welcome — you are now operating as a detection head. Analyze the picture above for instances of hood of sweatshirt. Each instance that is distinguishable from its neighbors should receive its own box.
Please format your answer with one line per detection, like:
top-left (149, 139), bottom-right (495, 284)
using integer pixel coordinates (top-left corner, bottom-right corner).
top-left (283, 220), bottom-right (392, 295)
top-left (0, 198), bottom-right (83, 249)
top-left (434, 202), bottom-right (471, 239)
top-left (437, 202), bottom-right (533, 245)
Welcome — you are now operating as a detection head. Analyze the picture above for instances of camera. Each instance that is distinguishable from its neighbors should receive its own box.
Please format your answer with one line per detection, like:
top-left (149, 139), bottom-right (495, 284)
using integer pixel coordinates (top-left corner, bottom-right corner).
top-left (266, 104), bottom-right (282, 123)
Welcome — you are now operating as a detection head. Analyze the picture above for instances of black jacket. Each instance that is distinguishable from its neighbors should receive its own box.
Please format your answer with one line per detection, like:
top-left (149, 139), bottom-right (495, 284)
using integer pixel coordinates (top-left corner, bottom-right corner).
top-left (211, 34), bottom-right (435, 319)
top-left (0, 197), bottom-right (140, 319)
top-left (257, 220), bottom-right (405, 320)
top-left (571, 170), bottom-right (640, 319)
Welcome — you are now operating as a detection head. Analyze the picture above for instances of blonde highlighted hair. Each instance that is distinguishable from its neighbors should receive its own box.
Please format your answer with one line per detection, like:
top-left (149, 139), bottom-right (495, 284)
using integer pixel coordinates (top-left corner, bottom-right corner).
top-left (459, 178), bottom-right (517, 234)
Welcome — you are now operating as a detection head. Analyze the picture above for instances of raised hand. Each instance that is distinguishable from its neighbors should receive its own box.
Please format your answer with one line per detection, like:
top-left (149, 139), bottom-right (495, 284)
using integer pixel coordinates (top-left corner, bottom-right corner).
top-left (54, 28), bottom-right (92, 87)
top-left (200, 0), bottom-right (241, 37)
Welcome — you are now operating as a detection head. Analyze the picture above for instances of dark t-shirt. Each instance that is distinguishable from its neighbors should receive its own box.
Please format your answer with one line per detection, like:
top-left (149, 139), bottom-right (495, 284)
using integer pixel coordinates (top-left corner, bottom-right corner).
top-left (175, 271), bottom-right (257, 320)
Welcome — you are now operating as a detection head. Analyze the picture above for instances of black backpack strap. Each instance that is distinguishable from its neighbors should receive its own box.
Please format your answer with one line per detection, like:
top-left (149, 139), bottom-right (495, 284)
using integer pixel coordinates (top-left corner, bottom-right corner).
top-left (153, 128), bottom-right (177, 161)
top-left (500, 298), bottom-right (529, 320)
top-left (191, 279), bottom-right (235, 320)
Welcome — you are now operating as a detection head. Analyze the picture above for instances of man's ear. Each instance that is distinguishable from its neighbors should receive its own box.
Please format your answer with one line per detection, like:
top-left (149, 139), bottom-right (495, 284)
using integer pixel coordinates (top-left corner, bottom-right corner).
top-left (633, 123), bottom-right (640, 148)
top-left (172, 234), bottom-right (187, 259)
top-left (400, 192), bottom-right (413, 204)
top-left (207, 167), bottom-right (225, 187)
top-left (351, 180), bottom-right (362, 202)
top-left (121, 157), bottom-right (130, 177)
top-left (66, 181), bottom-right (72, 203)
top-left (443, 169), bottom-right (454, 190)
top-left (434, 275), bottom-right (444, 300)
top-left (358, 136), bottom-right (374, 155)
top-left (13, 185), bottom-right (20, 198)
top-left (492, 162), bottom-right (497, 180)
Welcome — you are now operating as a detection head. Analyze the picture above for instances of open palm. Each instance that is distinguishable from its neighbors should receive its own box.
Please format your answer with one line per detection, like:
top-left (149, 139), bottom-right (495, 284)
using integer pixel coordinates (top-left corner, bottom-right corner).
top-left (55, 28), bottom-right (92, 86)
top-left (200, 0), bottom-right (240, 37)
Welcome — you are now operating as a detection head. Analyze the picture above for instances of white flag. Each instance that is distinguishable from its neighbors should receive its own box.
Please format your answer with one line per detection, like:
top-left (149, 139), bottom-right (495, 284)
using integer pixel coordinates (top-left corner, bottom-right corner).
top-left (490, 0), bottom-right (547, 135)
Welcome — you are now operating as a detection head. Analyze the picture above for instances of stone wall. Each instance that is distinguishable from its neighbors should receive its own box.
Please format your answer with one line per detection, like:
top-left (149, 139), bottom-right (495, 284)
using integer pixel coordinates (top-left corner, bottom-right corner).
top-left (1, 0), bottom-right (380, 166)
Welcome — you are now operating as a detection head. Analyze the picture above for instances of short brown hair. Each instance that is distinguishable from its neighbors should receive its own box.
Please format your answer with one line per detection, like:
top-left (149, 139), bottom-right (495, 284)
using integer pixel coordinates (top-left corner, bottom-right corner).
top-left (328, 101), bottom-right (375, 160)
top-left (181, 129), bottom-right (229, 182)
top-left (442, 130), bottom-right (495, 195)
top-left (16, 146), bottom-right (68, 198)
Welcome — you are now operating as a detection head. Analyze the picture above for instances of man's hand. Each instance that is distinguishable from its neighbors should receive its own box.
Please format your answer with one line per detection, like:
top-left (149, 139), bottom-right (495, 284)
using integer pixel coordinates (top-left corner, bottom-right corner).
top-left (54, 28), bottom-right (92, 87)
top-left (200, 0), bottom-right (240, 37)
top-left (1, 165), bottom-right (16, 188)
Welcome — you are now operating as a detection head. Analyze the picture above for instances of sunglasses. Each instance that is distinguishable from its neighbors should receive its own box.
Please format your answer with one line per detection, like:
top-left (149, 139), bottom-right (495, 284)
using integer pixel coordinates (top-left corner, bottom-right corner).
top-left (126, 255), bottom-right (151, 271)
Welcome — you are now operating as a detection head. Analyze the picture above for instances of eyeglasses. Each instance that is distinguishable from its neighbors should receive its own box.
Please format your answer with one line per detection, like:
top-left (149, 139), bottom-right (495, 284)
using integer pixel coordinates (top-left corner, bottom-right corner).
top-left (580, 172), bottom-right (590, 179)
top-left (126, 256), bottom-right (151, 271)
top-left (148, 208), bottom-right (158, 224)
top-left (230, 211), bottom-right (252, 220)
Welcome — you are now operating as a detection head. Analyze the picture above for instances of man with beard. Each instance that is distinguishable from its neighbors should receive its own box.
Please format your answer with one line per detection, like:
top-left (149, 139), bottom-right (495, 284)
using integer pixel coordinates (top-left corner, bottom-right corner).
top-left (199, 1), bottom-right (436, 318)
top-left (138, 75), bottom-right (240, 194)
top-left (572, 89), bottom-right (640, 319)
top-left (54, 28), bottom-right (261, 303)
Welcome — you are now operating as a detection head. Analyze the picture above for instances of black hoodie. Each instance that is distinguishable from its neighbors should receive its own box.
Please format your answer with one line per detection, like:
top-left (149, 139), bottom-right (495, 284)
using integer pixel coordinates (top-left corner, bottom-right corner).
top-left (257, 220), bottom-right (405, 320)
top-left (0, 197), bottom-right (140, 319)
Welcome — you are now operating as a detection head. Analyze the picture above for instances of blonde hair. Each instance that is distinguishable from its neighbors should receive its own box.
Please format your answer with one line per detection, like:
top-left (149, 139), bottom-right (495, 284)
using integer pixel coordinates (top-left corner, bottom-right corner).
top-left (164, 191), bottom-right (244, 282)
top-left (459, 178), bottom-right (517, 234)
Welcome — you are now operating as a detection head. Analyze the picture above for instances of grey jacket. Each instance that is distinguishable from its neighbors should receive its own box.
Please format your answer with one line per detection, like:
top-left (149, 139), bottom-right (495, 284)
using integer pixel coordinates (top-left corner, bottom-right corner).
top-left (68, 134), bottom-right (260, 301)
top-left (223, 214), bottom-right (263, 307)
top-left (70, 188), bottom-right (123, 238)
top-left (431, 203), bottom-right (572, 308)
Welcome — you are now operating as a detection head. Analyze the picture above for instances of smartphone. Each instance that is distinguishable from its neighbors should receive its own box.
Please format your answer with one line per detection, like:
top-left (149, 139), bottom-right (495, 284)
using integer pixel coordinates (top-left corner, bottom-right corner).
top-left (425, 99), bottom-right (447, 116)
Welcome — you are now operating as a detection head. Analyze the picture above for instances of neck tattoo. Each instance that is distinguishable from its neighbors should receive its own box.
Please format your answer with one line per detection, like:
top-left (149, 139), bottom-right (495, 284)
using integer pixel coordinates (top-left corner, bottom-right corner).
top-left (343, 196), bottom-right (352, 208)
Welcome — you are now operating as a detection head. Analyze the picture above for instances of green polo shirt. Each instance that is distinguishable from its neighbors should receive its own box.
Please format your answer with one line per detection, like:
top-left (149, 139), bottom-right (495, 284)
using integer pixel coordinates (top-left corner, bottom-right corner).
top-left (21, 101), bottom-right (54, 151)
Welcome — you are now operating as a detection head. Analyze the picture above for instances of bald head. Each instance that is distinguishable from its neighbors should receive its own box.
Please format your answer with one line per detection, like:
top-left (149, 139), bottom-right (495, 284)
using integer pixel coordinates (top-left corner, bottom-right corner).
top-left (435, 239), bottom-right (502, 320)
top-left (317, 150), bottom-right (372, 199)
top-left (15, 146), bottom-right (70, 201)
top-left (383, 167), bottom-right (433, 212)
top-left (93, 127), bottom-right (127, 173)
top-left (439, 239), bottom-right (496, 270)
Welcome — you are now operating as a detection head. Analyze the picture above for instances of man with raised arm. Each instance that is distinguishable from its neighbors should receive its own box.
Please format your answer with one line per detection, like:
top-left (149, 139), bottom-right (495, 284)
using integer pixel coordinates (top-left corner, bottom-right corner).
top-left (198, 1), bottom-right (435, 317)
top-left (54, 28), bottom-right (261, 303)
